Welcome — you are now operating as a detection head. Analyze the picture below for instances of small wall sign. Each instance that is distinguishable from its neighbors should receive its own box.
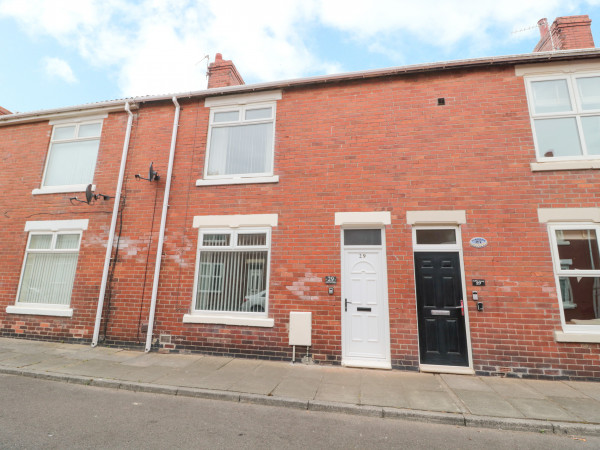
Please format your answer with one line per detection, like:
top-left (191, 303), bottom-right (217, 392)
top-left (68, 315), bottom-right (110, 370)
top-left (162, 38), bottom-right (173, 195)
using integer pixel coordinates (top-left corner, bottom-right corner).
top-left (469, 237), bottom-right (488, 248)
top-left (324, 276), bottom-right (337, 285)
top-left (472, 279), bottom-right (486, 286)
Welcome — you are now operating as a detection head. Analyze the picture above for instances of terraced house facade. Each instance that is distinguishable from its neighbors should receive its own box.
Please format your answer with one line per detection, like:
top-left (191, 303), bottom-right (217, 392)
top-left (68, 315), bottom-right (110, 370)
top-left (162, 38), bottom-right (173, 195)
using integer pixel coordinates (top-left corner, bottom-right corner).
top-left (1, 15), bottom-right (600, 380)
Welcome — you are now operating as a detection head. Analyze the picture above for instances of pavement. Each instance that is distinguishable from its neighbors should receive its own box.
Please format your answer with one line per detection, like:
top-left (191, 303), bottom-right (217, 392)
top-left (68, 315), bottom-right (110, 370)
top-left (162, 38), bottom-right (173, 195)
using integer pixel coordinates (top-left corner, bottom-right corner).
top-left (1, 337), bottom-right (600, 437)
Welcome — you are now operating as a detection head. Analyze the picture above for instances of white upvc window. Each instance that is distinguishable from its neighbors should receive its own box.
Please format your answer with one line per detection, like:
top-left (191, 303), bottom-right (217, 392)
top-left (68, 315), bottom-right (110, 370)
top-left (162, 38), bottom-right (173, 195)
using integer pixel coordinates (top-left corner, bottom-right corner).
top-left (526, 73), bottom-right (600, 161)
top-left (7, 219), bottom-right (88, 317)
top-left (205, 103), bottom-right (275, 179)
top-left (548, 223), bottom-right (600, 333)
top-left (40, 117), bottom-right (103, 192)
top-left (192, 228), bottom-right (271, 315)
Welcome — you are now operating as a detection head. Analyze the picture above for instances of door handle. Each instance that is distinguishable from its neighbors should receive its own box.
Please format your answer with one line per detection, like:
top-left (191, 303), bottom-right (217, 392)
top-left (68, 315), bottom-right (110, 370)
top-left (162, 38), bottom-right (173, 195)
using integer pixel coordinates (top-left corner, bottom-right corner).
top-left (448, 301), bottom-right (464, 316)
top-left (345, 298), bottom-right (348, 312)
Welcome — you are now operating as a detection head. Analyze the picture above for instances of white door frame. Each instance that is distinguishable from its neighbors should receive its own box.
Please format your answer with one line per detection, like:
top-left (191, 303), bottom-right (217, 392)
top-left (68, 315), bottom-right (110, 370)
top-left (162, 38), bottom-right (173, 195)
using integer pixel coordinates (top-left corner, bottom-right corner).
top-left (412, 225), bottom-right (474, 374)
top-left (340, 226), bottom-right (391, 369)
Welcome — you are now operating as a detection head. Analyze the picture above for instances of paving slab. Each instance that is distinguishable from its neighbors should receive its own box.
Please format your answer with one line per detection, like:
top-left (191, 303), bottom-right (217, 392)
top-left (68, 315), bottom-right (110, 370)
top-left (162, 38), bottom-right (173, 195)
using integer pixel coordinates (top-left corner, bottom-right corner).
top-left (52, 359), bottom-right (133, 379)
top-left (548, 397), bottom-right (600, 423)
top-left (271, 376), bottom-right (321, 400)
top-left (229, 371), bottom-right (285, 395)
top-left (22, 356), bottom-right (80, 371)
top-left (0, 353), bottom-right (48, 368)
top-left (397, 372), bottom-right (445, 391)
top-left (524, 379), bottom-right (588, 398)
top-left (454, 390), bottom-right (525, 418)
top-left (360, 381), bottom-right (409, 408)
top-left (404, 389), bottom-right (462, 413)
top-left (110, 365), bottom-right (177, 383)
top-left (320, 367), bottom-right (363, 386)
top-left (122, 352), bottom-right (202, 368)
top-left (505, 397), bottom-right (573, 421)
top-left (565, 381), bottom-right (600, 401)
top-left (441, 373), bottom-right (494, 391)
top-left (315, 382), bottom-right (361, 403)
top-left (480, 377), bottom-right (547, 399)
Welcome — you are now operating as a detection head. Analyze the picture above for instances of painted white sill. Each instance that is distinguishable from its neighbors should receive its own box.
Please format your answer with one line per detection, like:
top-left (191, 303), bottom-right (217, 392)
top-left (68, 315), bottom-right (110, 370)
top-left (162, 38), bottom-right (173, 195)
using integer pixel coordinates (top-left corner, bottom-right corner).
top-left (32, 184), bottom-right (96, 195)
top-left (342, 359), bottom-right (392, 370)
top-left (530, 160), bottom-right (600, 172)
top-left (554, 330), bottom-right (600, 343)
top-left (182, 314), bottom-right (274, 327)
top-left (196, 176), bottom-right (279, 187)
top-left (6, 305), bottom-right (73, 317)
top-left (420, 364), bottom-right (475, 375)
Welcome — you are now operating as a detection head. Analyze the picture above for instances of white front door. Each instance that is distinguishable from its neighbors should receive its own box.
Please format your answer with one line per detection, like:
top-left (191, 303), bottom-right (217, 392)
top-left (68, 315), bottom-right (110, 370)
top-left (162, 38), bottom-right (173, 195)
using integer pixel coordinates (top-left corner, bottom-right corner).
top-left (342, 230), bottom-right (390, 368)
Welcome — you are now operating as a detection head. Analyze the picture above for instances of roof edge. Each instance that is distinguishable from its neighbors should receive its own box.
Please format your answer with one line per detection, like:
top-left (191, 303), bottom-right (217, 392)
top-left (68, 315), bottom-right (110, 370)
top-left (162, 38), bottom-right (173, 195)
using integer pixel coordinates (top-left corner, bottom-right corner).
top-left (2, 48), bottom-right (600, 126)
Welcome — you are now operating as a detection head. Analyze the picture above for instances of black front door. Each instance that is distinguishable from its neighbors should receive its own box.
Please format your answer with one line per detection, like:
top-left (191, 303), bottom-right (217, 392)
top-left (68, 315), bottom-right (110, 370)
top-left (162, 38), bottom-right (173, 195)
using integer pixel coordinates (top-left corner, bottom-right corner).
top-left (414, 252), bottom-right (468, 366)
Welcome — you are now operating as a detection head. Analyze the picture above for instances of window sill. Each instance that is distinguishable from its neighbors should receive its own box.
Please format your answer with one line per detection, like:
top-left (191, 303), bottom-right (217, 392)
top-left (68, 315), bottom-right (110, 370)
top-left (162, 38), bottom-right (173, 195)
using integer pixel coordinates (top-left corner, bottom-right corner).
top-left (530, 160), bottom-right (600, 172)
top-left (554, 330), bottom-right (600, 343)
top-left (32, 184), bottom-right (95, 195)
top-left (6, 305), bottom-right (73, 317)
top-left (182, 314), bottom-right (274, 327)
top-left (196, 176), bottom-right (279, 187)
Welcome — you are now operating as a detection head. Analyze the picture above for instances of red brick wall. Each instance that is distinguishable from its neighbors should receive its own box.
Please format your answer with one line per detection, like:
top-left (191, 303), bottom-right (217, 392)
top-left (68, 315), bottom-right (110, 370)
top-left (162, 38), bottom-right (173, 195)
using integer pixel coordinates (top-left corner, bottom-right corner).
top-left (207, 53), bottom-right (244, 89)
top-left (1, 64), bottom-right (599, 380)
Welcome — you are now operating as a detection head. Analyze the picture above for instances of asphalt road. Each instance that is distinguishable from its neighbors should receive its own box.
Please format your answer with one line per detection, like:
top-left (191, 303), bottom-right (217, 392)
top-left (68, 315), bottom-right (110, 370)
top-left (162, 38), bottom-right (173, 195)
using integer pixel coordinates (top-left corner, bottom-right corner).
top-left (0, 374), bottom-right (598, 449)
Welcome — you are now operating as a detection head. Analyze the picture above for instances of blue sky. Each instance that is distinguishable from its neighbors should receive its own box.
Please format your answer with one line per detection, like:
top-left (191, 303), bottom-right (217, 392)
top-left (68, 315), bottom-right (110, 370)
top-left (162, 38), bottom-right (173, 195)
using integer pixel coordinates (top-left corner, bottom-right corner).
top-left (2, 0), bottom-right (600, 114)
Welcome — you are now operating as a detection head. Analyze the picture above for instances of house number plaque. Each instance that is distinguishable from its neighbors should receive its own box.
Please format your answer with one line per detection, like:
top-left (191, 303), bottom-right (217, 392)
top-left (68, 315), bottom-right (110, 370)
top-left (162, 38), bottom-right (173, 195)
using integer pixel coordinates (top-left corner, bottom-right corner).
top-left (324, 276), bottom-right (337, 285)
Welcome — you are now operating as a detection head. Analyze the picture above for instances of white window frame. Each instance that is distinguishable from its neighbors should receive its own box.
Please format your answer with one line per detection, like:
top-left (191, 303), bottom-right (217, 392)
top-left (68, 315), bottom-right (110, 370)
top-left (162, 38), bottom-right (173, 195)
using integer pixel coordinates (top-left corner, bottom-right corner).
top-left (547, 223), bottom-right (600, 335)
top-left (33, 115), bottom-right (105, 195)
top-left (412, 226), bottom-right (461, 252)
top-left (198, 91), bottom-right (281, 186)
top-left (184, 225), bottom-right (274, 327)
top-left (524, 72), bottom-right (600, 163)
top-left (7, 219), bottom-right (88, 317)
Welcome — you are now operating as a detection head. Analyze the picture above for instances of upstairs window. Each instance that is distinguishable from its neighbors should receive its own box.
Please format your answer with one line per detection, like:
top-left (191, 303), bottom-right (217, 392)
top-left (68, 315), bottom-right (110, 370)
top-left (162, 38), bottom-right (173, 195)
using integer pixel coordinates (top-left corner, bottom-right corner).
top-left (42, 119), bottom-right (103, 188)
top-left (205, 104), bottom-right (275, 178)
top-left (526, 74), bottom-right (600, 160)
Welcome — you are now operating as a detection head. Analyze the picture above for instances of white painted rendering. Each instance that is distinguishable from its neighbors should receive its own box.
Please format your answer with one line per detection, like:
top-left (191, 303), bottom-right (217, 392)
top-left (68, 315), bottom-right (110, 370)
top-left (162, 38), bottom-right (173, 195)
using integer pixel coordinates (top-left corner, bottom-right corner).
top-left (530, 160), bottom-right (600, 171)
top-left (406, 210), bottom-right (466, 225)
top-left (204, 90), bottom-right (282, 107)
top-left (24, 219), bottom-right (89, 232)
top-left (32, 184), bottom-right (97, 195)
top-left (538, 208), bottom-right (600, 223)
top-left (196, 175), bottom-right (279, 186)
top-left (6, 305), bottom-right (73, 317)
top-left (334, 211), bottom-right (391, 226)
top-left (515, 60), bottom-right (600, 77)
top-left (554, 330), bottom-right (600, 343)
top-left (193, 214), bottom-right (278, 229)
top-left (182, 314), bottom-right (274, 327)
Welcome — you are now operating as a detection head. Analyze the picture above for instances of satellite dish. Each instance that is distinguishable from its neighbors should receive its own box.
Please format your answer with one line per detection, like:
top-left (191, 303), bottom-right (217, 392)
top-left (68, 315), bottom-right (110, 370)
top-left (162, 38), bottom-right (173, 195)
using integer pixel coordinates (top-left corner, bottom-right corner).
top-left (135, 162), bottom-right (160, 182)
top-left (149, 162), bottom-right (160, 181)
top-left (85, 184), bottom-right (94, 204)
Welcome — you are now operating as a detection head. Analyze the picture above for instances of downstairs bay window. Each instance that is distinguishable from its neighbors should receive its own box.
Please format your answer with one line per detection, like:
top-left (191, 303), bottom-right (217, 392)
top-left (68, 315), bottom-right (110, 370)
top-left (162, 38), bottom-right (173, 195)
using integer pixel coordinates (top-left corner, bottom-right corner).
top-left (548, 224), bottom-right (600, 333)
top-left (7, 219), bottom-right (88, 317)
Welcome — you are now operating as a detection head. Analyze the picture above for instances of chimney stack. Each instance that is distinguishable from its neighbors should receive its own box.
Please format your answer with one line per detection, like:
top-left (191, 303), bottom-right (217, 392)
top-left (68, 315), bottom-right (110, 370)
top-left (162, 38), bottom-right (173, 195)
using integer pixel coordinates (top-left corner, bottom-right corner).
top-left (207, 53), bottom-right (244, 89)
top-left (534, 15), bottom-right (595, 52)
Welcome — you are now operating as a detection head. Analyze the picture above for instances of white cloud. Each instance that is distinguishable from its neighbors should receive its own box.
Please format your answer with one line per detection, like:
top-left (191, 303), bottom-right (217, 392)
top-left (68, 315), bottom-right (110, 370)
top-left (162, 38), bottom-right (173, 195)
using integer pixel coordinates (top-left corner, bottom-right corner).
top-left (1, 0), bottom-right (600, 98)
top-left (43, 57), bottom-right (77, 83)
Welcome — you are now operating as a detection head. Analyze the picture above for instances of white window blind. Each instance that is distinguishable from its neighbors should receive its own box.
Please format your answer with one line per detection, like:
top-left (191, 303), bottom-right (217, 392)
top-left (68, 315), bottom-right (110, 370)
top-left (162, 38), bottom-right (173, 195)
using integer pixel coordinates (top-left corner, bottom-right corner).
top-left (205, 105), bottom-right (275, 178)
top-left (43, 121), bottom-right (102, 187)
top-left (195, 230), bottom-right (269, 313)
top-left (17, 232), bottom-right (81, 306)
